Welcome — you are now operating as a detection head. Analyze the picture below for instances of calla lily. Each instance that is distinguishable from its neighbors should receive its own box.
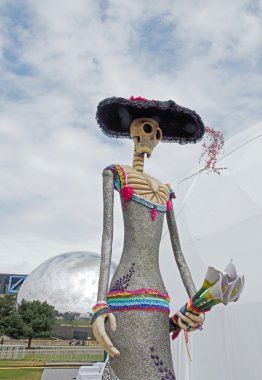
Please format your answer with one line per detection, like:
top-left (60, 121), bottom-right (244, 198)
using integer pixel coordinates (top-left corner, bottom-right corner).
top-left (192, 266), bottom-right (224, 301)
top-left (194, 273), bottom-right (224, 310)
top-left (177, 262), bottom-right (244, 318)
top-left (224, 261), bottom-right (237, 282)
top-left (223, 274), bottom-right (244, 304)
top-left (170, 263), bottom-right (245, 339)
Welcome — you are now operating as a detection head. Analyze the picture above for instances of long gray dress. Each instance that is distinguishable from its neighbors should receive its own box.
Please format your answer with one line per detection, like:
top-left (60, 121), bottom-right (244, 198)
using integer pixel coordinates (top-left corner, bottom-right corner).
top-left (101, 166), bottom-right (176, 380)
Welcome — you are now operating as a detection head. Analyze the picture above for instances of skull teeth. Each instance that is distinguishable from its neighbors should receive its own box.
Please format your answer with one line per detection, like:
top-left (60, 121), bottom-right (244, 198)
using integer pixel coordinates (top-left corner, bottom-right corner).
top-left (140, 142), bottom-right (154, 147)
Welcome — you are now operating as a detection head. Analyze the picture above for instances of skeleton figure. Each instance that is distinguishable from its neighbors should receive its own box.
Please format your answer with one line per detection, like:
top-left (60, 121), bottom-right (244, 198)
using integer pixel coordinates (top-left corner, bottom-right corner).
top-left (93, 97), bottom-right (205, 380)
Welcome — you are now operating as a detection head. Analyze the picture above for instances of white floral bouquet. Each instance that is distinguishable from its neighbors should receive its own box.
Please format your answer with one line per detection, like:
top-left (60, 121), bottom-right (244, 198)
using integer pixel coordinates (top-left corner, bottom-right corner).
top-left (170, 261), bottom-right (245, 339)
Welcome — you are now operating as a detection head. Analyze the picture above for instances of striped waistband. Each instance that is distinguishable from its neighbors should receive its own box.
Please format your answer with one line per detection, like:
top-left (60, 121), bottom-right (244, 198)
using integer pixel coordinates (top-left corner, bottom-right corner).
top-left (107, 288), bottom-right (170, 313)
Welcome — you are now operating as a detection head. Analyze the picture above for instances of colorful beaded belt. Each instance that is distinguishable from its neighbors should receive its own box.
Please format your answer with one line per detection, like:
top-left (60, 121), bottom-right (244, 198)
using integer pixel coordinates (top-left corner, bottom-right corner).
top-left (107, 289), bottom-right (170, 313)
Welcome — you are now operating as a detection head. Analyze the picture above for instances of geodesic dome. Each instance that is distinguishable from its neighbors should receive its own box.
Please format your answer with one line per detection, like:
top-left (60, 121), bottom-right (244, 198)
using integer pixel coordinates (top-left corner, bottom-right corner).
top-left (17, 251), bottom-right (116, 313)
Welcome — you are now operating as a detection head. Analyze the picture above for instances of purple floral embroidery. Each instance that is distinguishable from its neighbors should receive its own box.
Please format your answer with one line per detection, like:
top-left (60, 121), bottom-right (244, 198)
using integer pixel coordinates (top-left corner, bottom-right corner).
top-left (149, 346), bottom-right (176, 380)
top-left (110, 263), bottom-right (135, 291)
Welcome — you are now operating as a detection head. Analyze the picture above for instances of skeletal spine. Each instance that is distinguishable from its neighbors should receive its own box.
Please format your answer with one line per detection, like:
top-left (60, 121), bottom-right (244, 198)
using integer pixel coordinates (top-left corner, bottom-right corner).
top-left (132, 151), bottom-right (144, 172)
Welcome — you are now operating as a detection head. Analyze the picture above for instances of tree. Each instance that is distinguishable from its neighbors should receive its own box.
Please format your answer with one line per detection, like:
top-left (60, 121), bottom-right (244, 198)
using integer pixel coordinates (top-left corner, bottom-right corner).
top-left (18, 300), bottom-right (55, 348)
top-left (62, 311), bottom-right (80, 321)
top-left (4, 311), bottom-right (25, 341)
top-left (0, 294), bottom-right (16, 335)
top-left (0, 297), bottom-right (56, 347)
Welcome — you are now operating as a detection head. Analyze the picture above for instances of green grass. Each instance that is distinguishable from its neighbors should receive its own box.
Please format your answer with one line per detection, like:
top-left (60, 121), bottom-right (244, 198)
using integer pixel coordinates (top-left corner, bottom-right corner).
top-left (24, 354), bottom-right (34, 361)
top-left (32, 353), bottom-right (103, 362)
top-left (0, 353), bottom-right (103, 366)
top-left (0, 359), bottom-right (45, 367)
top-left (55, 319), bottom-right (91, 327)
top-left (0, 368), bottom-right (43, 380)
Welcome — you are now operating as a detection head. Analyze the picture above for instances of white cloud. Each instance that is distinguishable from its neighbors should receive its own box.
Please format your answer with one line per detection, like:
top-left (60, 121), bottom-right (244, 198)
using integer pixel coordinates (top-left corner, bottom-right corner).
top-left (0, 0), bottom-right (261, 273)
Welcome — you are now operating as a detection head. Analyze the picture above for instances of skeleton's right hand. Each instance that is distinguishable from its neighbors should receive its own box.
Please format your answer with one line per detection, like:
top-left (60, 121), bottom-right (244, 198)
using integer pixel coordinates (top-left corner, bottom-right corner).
top-left (92, 313), bottom-right (120, 357)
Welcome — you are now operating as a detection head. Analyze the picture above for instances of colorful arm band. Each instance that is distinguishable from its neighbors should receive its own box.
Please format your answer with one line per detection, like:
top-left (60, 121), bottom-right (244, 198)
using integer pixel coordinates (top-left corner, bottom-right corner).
top-left (91, 302), bottom-right (112, 324)
top-left (169, 297), bottom-right (210, 339)
top-left (180, 297), bottom-right (210, 316)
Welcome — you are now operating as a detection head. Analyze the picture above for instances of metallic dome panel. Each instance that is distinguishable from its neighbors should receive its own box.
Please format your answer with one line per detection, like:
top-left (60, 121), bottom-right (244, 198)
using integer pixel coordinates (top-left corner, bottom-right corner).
top-left (17, 251), bottom-right (117, 313)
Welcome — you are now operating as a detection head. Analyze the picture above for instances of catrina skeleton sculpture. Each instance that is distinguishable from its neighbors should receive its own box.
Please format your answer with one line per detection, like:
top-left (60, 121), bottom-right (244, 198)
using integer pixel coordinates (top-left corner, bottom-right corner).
top-left (92, 97), bottom-right (205, 380)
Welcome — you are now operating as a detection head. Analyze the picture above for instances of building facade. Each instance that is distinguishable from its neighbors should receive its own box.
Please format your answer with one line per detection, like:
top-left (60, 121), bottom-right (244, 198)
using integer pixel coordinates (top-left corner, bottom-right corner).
top-left (0, 274), bottom-right (27, 295)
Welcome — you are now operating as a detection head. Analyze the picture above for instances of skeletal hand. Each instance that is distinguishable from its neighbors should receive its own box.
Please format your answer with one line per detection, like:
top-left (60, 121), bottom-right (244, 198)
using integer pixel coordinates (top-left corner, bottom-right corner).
top-left (92, 313), bottom-right (120, 357)
top-left (177, 311), bottom-right (204, 332)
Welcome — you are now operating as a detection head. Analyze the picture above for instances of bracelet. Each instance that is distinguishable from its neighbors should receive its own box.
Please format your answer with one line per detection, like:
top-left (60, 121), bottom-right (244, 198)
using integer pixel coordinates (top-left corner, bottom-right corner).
top-left (91, 302), bottom-right (111, 324)
top-left (169, 298), bottom-right (208, 338)
top-left (169, 314), bottom-right (179, 330)
top-left (179, 298), bottom-right (210, 322)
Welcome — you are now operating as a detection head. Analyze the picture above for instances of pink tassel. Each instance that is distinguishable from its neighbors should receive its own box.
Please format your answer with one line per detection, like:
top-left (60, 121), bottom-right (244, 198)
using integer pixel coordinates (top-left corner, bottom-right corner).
top-left (166, 200), bottom-right (172, 212)
top-left (121, 185), bottom-right (134, 200)
top-left (171, 329), bottom-right (181, 340)
top-left (150, 208), bottom-right (157, 221)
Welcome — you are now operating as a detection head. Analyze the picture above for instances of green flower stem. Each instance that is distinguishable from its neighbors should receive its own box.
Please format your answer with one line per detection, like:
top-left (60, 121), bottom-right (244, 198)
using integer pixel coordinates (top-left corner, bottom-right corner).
top-left (193, 293), bottom-right (212, 308)
top-left (192, 287), bottom-right (207, 302)
top-left (194, 298), bottom-right (221, 311)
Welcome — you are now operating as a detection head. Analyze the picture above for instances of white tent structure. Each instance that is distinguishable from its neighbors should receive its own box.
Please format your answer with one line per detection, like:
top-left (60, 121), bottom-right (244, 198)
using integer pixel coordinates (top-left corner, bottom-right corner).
top-left (160, 121), bottom-right (262, 380)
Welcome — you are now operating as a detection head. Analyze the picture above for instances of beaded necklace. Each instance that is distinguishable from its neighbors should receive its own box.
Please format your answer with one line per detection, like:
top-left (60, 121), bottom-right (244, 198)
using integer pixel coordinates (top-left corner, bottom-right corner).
top-left (107, 164), bottom-right (175, 220)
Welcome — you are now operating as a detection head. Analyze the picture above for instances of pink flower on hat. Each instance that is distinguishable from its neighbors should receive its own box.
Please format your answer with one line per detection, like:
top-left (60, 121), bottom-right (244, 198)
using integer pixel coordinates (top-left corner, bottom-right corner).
top-left (129, 96), bottom-right (149, 101)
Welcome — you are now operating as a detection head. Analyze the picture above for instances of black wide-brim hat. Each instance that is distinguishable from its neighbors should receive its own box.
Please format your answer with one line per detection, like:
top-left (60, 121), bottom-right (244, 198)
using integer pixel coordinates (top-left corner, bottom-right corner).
top-left (96, 96), bottom-right (205, 144)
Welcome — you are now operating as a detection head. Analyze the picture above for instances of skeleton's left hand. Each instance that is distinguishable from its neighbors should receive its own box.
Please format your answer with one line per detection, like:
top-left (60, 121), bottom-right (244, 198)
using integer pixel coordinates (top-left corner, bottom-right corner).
top-left (177, 311), bottom-right (204, 332)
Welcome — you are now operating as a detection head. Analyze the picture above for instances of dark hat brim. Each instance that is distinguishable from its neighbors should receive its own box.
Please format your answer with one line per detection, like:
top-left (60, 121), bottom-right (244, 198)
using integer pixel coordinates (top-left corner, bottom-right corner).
top-left (96, 97), bottom-right (205, 144)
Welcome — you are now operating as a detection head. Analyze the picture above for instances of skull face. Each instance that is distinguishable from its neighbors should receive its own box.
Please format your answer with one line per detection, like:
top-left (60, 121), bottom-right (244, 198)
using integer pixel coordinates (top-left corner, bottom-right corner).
top-left (130, 118), bottom-right (162, 158)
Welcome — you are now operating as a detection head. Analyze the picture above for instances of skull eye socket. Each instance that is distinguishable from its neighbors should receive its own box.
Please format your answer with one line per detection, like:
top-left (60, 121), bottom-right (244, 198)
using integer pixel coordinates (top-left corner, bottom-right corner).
top-left (143, 123), bottom-right (152, 133)
top-left (156, 129), bottom-right (161, 140)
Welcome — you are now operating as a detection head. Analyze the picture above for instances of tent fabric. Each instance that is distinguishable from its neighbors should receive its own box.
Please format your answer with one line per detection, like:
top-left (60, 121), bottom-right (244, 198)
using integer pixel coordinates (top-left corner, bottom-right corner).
top-left (160, 121), bottom-right (262, 379)
top-left (172, 303), bottom-right (262, 380)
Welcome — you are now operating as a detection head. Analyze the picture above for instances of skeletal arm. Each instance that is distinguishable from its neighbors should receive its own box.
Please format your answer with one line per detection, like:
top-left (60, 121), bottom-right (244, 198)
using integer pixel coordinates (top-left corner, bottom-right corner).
top-left (97, 169), bottom-right (114, 301)
top-left (166, 205), bottom-right (196, 297)
top-left (92, 169), bottom-right (120, 357)
top-left (167, 205), bottom-right (205, 333)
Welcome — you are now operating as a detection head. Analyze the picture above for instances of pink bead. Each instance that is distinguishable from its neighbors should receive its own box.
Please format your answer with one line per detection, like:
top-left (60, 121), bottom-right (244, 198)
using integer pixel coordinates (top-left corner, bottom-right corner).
top-left (166, 200), bottom-right (172, 212)
top-left (150, 208), bottom-right (157, 221)
top-left (121, 185), bottom-right (134, 200)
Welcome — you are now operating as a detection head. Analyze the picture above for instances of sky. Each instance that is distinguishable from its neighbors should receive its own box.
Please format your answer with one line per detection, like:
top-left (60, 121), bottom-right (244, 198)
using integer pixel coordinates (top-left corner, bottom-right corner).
top-left (0, 0), bottom-right (261, 274)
